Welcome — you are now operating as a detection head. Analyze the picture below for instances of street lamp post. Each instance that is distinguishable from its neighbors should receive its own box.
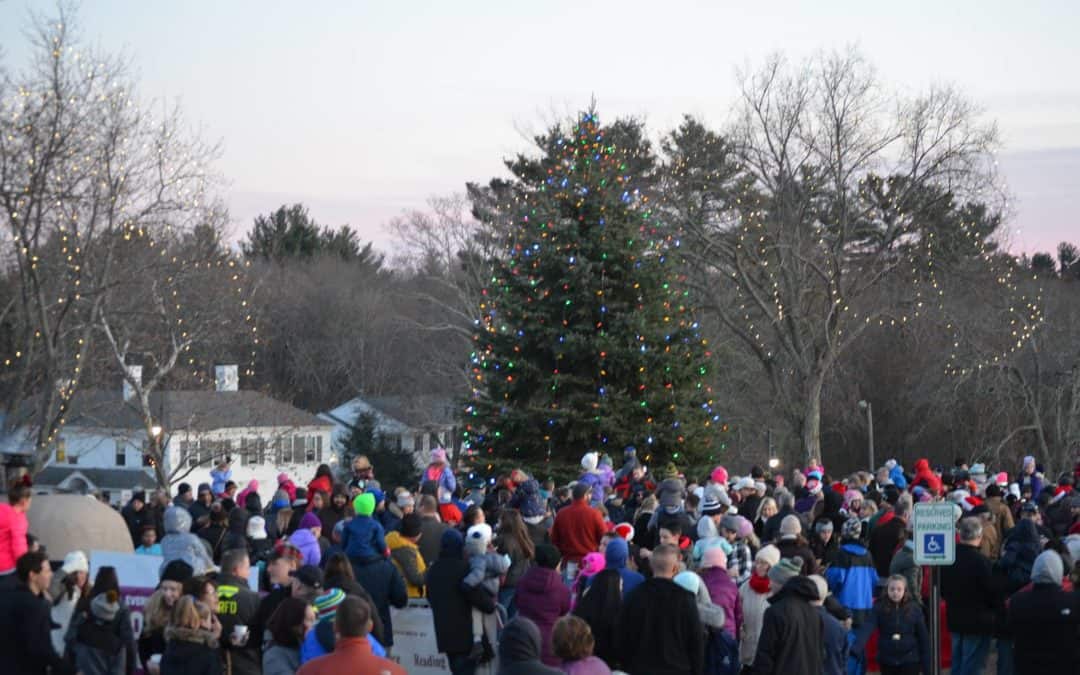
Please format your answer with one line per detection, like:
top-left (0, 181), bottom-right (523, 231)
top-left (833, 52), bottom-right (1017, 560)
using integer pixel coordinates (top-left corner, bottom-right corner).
top-left (859, 400), bottom-right (875, 471)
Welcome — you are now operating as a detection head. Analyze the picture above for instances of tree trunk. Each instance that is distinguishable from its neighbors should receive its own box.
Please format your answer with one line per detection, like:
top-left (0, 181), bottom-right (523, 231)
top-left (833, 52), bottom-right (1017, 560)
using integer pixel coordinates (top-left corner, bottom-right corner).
top-left (801, 374), bottom-right (825, 466)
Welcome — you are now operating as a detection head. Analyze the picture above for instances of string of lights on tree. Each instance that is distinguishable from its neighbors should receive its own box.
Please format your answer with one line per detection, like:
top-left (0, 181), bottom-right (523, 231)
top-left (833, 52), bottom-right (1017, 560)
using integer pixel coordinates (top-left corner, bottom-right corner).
top-left (1, 24), bottom-right (258, 451)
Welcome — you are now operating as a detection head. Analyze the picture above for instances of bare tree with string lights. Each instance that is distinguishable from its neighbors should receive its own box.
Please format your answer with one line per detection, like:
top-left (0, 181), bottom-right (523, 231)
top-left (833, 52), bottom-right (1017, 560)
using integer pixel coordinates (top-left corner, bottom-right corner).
top-left (662, 49), bottom-right (1033, 466)
top-left (0, 5), bottom-right (220, 473)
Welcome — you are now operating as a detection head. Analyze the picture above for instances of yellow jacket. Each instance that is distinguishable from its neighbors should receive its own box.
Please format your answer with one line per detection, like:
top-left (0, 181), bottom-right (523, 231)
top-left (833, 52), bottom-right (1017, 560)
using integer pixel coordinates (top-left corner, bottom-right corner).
top-left (386, 530), bottom-right (426, 597)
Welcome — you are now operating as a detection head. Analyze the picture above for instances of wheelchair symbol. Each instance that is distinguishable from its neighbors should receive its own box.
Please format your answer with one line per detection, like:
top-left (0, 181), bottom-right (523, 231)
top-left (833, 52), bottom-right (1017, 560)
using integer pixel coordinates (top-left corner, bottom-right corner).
top-left (924, 533), bottom-right (945, 556)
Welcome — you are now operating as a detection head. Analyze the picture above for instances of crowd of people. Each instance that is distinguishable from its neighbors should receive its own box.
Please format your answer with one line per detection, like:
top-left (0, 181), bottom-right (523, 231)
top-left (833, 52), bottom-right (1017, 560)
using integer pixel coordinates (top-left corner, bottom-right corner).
top-left (1, 446), bottom-right (1079, 675)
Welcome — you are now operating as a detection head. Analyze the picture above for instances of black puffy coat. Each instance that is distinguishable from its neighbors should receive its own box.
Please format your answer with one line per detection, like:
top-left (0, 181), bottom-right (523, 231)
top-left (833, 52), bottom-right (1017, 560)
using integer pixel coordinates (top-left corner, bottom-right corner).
top-left (425, 546), bottom-right (497, 656)
top-left (940, 543), bottom-right (1005, 636)
top-left (747, 576), bottom-right (823, 675)
top-left (855, 598), bottom-right (929, 673)
top-left (1007, 583), bottom-right (1080, 675)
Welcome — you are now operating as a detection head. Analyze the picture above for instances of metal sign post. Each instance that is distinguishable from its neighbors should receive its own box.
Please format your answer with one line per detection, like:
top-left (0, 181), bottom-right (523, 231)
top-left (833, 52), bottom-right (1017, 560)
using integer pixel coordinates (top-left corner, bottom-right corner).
top-left (914, 502), bottom-right (956, 675)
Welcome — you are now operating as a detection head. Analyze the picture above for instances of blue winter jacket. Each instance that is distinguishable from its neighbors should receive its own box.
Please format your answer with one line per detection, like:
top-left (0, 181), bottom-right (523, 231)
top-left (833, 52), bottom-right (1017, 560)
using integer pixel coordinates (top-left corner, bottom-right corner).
top-left (299, 619), bottom-right (385, 664)
top-left (602, 538), bottom-right (644, 599)
top-left (888, 464), bottom-right (908, 490)
top-left (341, 513), bottom-right (386, 562)
top-left (825, 541), bottom-right (879, 626)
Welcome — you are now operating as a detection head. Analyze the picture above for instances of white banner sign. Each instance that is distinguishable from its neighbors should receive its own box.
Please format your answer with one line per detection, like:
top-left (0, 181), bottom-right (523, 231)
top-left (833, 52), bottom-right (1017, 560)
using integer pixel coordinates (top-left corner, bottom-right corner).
top-left (390, 601), bottom-right (495, 674)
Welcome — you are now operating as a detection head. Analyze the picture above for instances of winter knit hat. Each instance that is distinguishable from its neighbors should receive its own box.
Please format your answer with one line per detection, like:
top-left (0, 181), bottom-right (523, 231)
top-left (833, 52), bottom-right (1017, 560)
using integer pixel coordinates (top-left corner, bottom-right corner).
top-left (313, 588), bottom-right (347, 622)
top-left (970, 463), bottom-right (987, 477)
top-left (580, 552), bottom-right (606, 578)
top-left (734, 515), bottom-right (754, 540)
top-left (779, 514), bottom-right (802, 539)
top-left (841, 517), bottom-right (862, 540)
top-left (808, 574), bottom-right (829, 602)
top-left (700, 495), bottom-right (724, 516)
top-left (161, 559), bottom-right (194, 584)
top-left (62, 551), bottom-right (89, 575)
top-left (431, 447), bottom-right (448, 464)
top-left (843, 490), bottom-right (863, 510)
top-left (719, 514), bottom-right (740, 534)
top-left (366, 487), bottom-right (385, 506)
top-left (613, 522), bottom-right (635, 541)
top-left (91, 590), bottom-right (121, 621)
top-left (581, 451), bottom-right (599, 472)
top-left (277, 472), bottom-right (291, 485)
top-left (673, 570), bottom-right (702, 595)
top-left (768, 556), bottom-right (803, 587)
top-left (246, 516), bottom-right (268, 540)
top-left (814, 519), bottom-right (834, 534)
top-left (299, 512), bottom-right (322, 530)
top-left (1023, 455), bottom-right (1036, 470)
top-left (466, 523), bottom-right (493, 554)
top-left (755, 544), bottom-right (781, 568)
top-left (353, 492), bottom-right (376, 516)
top-left (710, 465), bottom-right (729, 485)
top-left (995, 472), bottom-right (1009, 487)
top-left (1030, 550), bottom-right (1064, 586)
top-left (514, 479), bottom-right (546, 519)
top-left (701, 544), bottom-right (728, 570)
top-left (663, 462), bottom-right (680, 479)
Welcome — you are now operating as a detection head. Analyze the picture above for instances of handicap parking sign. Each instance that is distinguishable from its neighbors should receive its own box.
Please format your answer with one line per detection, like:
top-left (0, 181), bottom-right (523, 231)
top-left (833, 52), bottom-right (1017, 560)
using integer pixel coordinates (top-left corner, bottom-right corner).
top-left (923, 533), bottom-right (946, 558)
top-left (914, 502), bottom-right (956, 565)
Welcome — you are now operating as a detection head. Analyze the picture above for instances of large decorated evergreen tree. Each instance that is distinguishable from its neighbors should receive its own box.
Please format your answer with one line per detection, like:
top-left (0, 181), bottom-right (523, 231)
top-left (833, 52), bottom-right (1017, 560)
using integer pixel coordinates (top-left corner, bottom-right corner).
top-left (463, 111), bottom-right (719, 472)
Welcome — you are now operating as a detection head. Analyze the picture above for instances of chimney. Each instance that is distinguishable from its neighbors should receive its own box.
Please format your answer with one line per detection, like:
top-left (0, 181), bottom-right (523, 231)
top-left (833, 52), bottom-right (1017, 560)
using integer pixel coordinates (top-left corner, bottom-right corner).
top-left (123, 365), bottom-right (142, 402)
top-left (215, 365), bottom-right (239, 392)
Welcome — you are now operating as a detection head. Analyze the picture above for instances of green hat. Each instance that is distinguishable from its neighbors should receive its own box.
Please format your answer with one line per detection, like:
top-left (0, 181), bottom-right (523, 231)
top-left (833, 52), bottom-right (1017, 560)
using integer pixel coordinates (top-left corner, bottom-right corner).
top-left (353, 492), bottom-right (376, 516)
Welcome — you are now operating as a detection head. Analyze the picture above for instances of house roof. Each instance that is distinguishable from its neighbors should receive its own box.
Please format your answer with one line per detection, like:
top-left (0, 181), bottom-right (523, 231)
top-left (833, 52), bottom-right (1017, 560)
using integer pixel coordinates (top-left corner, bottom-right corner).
top-left (323, 395), bottom-right (459, 431)
top-left (10, 389), bottom-right (333, 433)
top-left (34, 466), bottom-right (158, 490)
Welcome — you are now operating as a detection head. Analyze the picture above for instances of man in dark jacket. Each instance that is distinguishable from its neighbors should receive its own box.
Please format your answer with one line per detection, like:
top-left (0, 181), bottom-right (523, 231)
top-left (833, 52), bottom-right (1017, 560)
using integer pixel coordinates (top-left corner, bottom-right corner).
top-left (418, 495), bottom-right (448, 565)
top-left (121, 491), bottom-right (149, 547)
top-left (748, 559), bottom-right (823, 675)
top-left (352, 547), bottom-right (408, 650)
top-left (617, 544), bottom-right (704, 675)
top-left (216, 548), bottom-right (261, 675)
top-left (1007, 550), bottom-right (1080, 674)
top-left (940, 517), bottom-right (1004, 675)
top-left (0, 550), bottom-right (75, 675)
top-left (426, 529), bottom-right (499, 674)
top-left (187, 483), bottom-right (214, 533)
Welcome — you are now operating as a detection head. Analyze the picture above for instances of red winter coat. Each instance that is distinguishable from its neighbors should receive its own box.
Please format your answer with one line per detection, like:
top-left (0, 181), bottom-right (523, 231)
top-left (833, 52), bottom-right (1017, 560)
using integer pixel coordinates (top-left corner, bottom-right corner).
top-left (913, 459), bottom-right (943, 496)
top-left (550, 500), bottom-right (607, 564)
top-left (307, 475), bottom-right (333, 503)
top-left (0, 503), bottom-right (28, 573)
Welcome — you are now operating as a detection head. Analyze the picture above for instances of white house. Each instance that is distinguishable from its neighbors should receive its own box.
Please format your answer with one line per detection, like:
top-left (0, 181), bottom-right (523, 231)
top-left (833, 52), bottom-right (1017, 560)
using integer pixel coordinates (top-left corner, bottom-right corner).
top-left (6, 366), bottom-right (334, 506)
top-left (319, 394), bottom-right (462, 469)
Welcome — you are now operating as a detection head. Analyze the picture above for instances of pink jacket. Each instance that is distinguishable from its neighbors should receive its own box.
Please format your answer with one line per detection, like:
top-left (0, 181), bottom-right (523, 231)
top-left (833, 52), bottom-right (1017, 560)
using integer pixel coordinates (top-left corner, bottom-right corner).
top-left (0, 503), bottom-right (28, 573)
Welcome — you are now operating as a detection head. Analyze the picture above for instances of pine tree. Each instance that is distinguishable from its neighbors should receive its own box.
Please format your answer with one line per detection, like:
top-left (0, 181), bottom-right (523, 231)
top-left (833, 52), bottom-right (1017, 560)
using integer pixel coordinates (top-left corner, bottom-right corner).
top-left (464, 111), bottom-right (719, 471)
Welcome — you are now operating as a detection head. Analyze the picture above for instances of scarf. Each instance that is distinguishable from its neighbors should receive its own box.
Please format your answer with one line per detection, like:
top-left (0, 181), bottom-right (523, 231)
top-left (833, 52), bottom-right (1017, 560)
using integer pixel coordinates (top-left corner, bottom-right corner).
top-left (749, 572), bottom-right (771, 594)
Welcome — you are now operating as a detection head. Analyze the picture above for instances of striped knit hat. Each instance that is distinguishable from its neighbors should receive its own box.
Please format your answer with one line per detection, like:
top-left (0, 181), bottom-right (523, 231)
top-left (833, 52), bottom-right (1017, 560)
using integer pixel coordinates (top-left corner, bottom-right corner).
top-left (313, 588), bottom-right (346, 623)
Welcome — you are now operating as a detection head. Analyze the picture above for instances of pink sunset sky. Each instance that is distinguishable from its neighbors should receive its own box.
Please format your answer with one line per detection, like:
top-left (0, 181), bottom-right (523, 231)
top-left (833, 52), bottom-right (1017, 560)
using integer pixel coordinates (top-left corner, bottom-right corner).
top-left (2, 1), bottom-right (1076, 255)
